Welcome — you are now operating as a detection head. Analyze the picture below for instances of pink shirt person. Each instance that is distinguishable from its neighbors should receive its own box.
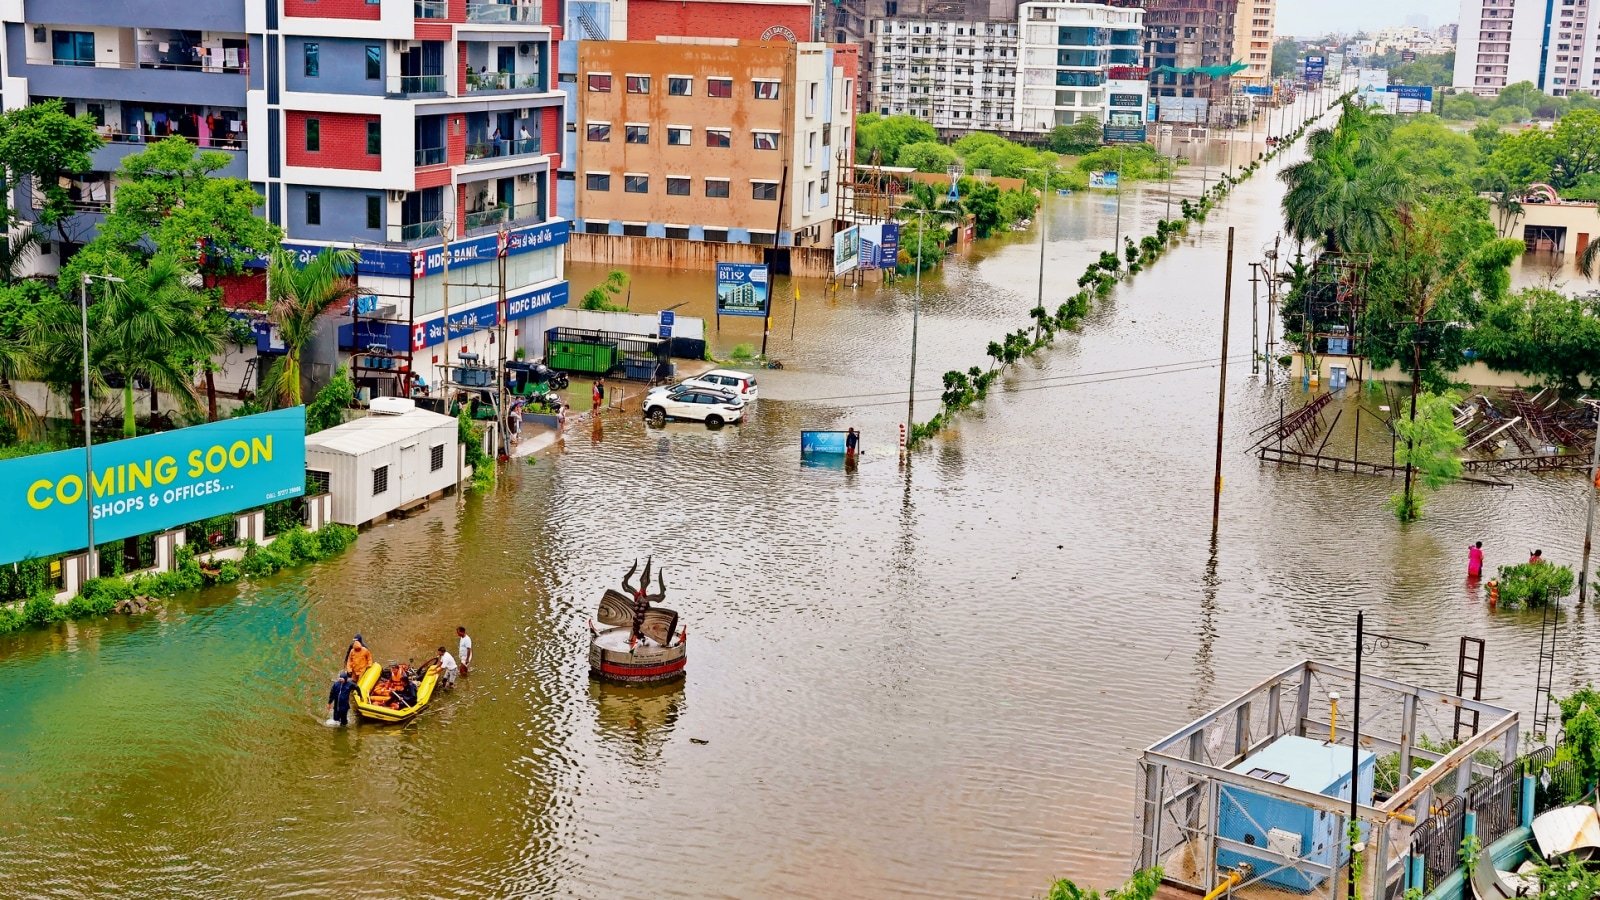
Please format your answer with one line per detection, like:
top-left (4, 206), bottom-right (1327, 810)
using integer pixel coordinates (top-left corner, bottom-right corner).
top-left (1468, 542), bottom-right (1484, 577)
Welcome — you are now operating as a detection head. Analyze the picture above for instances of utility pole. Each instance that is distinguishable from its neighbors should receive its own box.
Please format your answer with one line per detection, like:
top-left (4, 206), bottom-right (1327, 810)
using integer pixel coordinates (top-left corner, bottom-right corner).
top-left (1114, 146), bottom-right (1123, 255)
top-left (906, 207), bottom-right (926, 447)
top-left (1213, 227), bottom-right (1234, 531)
top-left (497, 235), bottom-right (509, 460)
top-left (762, 163), bottom-right (789, 359)
top-left (1579, 400), bottom-right (1600, 603)
top-left (1165, 153), bottom-right (1175, 221)
top-left (79, 273), bottom-right (122, 579)
top-left (1035, 168), bottom-right (1049, 314)
top-left (1250, 262), bottom-right (1260, 376)
top-left (1401, 312), bottom-right (1424, 519)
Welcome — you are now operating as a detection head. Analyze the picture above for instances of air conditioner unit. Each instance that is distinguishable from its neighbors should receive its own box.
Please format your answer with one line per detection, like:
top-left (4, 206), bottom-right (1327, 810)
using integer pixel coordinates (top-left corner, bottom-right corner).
top-left (388, 190), bottom-right (407, 203)
top-left (391, 39), bottom-right (407, 52)
top-left (518, 42), bottom-right (532, 56)
top-left (518, 108), bottom-right (531, 118)
top-left (518, 173), bottom-right (532, 184)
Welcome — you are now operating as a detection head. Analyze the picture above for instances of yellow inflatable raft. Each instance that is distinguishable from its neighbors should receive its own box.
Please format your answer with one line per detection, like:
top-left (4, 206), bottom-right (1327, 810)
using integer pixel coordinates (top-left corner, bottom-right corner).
top-left (354, 661), bottom-right (440, 724)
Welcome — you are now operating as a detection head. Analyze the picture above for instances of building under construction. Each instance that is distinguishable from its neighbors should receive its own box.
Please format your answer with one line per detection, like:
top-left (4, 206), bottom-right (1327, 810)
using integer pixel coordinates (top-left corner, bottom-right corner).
top-left (1144, 0), bottom-right (1240, 101)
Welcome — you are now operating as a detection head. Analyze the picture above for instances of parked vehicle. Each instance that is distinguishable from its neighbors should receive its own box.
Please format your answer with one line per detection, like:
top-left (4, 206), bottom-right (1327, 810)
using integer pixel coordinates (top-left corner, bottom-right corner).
top-left (643, 388), bottom-right (744, 427)
top-left (681, 369), bottom-right (759, 401)
top-left (505, 359), bottom-right (569, 394)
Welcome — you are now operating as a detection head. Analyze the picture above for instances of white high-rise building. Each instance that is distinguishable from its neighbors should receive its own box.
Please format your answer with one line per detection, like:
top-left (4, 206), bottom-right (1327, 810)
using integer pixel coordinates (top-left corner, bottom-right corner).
top-left (868, 19), bottom-right (1021, 130)
top-left (1452, 0), bottom-right (1596, 96)
top-left (1014, 0), bottom-right (1145, 133)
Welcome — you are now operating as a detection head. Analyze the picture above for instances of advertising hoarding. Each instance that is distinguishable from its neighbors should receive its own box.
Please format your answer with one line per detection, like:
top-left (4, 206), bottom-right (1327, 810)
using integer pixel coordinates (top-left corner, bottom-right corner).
top-left (0, 408), bottom-right (308, 566)
top-left (1304, 55), bottom-right (1326, 83)
top-left (833, 226), bottom-right (861, 276)
top-left (715, 263), bottom-right (769, 317)
top-left (1089, 171), bottom-right (1120, 189)
top-left (858, 223), bottom-right (902, 271)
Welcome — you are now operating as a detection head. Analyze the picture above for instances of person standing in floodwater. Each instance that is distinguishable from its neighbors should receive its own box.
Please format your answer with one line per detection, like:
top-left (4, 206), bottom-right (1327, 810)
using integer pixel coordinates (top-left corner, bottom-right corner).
top-left (1468, 541), bottom-right (1484, 578)
top-left (592, 379), bottom-right (605, 410)
top-left (845, 427), bottom-right (860, 457)
top-left (1530, 549), bottom-right (1545, 564)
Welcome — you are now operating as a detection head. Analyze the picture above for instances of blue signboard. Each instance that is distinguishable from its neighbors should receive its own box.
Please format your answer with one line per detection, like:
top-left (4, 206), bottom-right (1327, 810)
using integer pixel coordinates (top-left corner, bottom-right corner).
top-left (800, 431), bottom-right (851, 454)
top-left (1244, 85), bottom-right (1273, 96)
top-left (1103, 125), bottom-right (1148, 143)
top-left (405, 281), bottom-right (571, 350)
top-left (716, 263), bottom-right (769, 317)
top-left (657, 309), bottom-right (675, 339)
top-left (878, 223), bottom-right (900, 269)
top-left (0, 408), bottom-right (308, 566)
top-left (276, 220), bottom-right (570, 280)
top-left (1390, 84), bottom-right (1434, 101)
top-left (1304, 55), bottom-right (1326, 83)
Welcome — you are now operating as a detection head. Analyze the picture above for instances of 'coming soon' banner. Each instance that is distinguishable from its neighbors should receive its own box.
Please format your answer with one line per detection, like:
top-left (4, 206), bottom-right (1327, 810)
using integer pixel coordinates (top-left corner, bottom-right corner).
top-left (0, 408), bottom-right (307, 565)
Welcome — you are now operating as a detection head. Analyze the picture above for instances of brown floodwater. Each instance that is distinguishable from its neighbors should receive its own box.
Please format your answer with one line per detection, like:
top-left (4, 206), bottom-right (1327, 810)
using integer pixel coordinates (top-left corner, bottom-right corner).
top-left (3, 101), bottom-right (1597, 899)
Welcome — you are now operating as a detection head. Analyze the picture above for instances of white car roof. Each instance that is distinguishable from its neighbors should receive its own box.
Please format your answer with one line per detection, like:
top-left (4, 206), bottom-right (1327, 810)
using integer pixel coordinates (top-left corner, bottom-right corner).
top-left (703, 369), bottom-right (754, 379)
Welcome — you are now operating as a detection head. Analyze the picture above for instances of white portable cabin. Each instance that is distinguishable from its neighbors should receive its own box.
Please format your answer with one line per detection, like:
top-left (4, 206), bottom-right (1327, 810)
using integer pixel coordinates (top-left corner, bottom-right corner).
top-left (304, 402), bottom-right (462, 527)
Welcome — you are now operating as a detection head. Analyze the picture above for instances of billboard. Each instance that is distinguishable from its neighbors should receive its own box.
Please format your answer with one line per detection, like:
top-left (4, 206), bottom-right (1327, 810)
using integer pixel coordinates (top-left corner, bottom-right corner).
top-left (1103, 124), bottom-right (1148, 143)
top-left (0, 408), bottom-right (308, 566)
top-left (833, 225), bottom-right (860, 276)
top-left (1089, 171), bottom-right (1120, 189)
top-left (715, 263), bottom-right (768, 317)
top-left (1158, 96), bottom-right (1209, 123)
top-left (1304, 55), bottom-right (1326, 83)
top-left (1389, 84), bottom-right (1434, 113)
top-left (857, 223), bottom-right (901, 271)
top-left (800, 431), bottom-right (853, 454)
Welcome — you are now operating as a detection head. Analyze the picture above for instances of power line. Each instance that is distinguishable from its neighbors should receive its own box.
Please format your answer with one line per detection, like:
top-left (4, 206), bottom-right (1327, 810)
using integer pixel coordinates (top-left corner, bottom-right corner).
top-left (811, 358), bottom-right (1252, 411)
top-left (783, 355), bottom-right (1254, 405)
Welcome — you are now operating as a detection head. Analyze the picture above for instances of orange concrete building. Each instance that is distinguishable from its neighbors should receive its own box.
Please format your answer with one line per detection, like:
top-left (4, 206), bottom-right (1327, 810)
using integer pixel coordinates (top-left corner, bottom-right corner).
top-left (575, 39), bottom-right (855, 246)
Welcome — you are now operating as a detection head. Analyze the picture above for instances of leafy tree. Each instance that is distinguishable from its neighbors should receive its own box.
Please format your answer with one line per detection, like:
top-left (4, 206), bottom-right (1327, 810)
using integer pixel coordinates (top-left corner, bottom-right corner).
top-left (1271, 38), bottom-right (1300, 77)
top-left (580, 269), bottom-right (630, 310)
top-left (1047, 118), bottom-right (1103, 154)
top-left (895, 213), bottom-right (946, 273)
top-left (1281, 101), bottom-right (1413, 254)
top-left (1389, 52), bottom-right (1456, 88)
top-left (261, 248), bottom-right (366, 408)
top-left (1470, 120), bottom-right (1505, 157)
top-left (0, 100), bottom-right (103, 246)
top-left (0, 282), bottom-right (46, 440)
top-left (1439, 93), bottom-right (1481, 121)
top-left (997, 187), bottom-right (1039, 226)
top-left (1047, 867), bottom-right (1162, 900)
top-left (1388, 390), bottom-right (1464, 522)
top-left (1487, 105), bottom-right (1530, 126)
top-left (895, 140), bottom-right (958, 173)
top-left (1472, 288), bottom-right (1600, 387)
top-left (305, 364), bottom-right (354, 434)
top-left (1389, 117), bottom-right (1480, 191)
top-left (90, 255), bottom-right (221, 436)
top-left (1495, 562), bottom-right (1575, 609)
top-left (963, 181), bottom-right (1004, 237)
top-left (953, 132), bottom-right (1050, 178)
top-left (854, 113), bottom-right (937, 165)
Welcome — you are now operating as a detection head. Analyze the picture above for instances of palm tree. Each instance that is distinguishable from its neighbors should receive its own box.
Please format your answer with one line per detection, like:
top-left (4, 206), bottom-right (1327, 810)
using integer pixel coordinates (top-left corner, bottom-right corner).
top-left (93, 255), bottom-right (220, 437)
top-left (1280, 100), bottom-right (1413, 255)
top-left (260, 247), bottom-right (365, 408)
top-left (0, 332), bottom-right (39, 440)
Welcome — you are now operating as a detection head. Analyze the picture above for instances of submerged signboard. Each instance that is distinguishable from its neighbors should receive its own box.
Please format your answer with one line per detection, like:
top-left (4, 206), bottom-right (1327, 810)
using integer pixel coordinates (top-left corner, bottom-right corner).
top-left (0, 408), bottom-right (307, 565)
top-left (716, 263), bottom-right (769, 317)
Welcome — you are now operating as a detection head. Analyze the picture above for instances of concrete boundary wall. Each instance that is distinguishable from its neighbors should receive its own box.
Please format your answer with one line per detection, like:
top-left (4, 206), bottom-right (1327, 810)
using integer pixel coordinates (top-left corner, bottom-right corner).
top-left (567, 233), bottom-right (835, 277)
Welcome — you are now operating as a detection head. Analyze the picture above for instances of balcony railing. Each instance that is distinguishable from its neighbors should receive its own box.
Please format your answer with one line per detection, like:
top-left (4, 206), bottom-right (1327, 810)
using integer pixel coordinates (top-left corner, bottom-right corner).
top-left (416, 146), bottom-right (446, 166)
top-left (100, 131), bottom-right (247, 150)
top-left (465, 70), bottom-right (545, 92)
top-left (462, 200), bottom-right (541, 232)
top-left (47, 52), bottom-right (248, 75)
top-left (466, 1), bottom-right (539, 22)
top-left (391, 74), bottom-right (447, 94)
top-left (415, 0), bottom-right (448, 18)
top-left (465, 137), bottom-right (541, 161)
top-left (401, 219), bottom-right (443, 241)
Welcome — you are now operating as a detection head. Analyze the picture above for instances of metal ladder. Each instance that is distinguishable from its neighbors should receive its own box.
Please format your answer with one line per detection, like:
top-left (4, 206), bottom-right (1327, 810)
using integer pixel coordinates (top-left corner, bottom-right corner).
top-left (238, 356), bottom-right (258, 398)
top-left (1453, 636), bottom-right (1485, 741)
top-left (1533, 603), bottom-right (1560, 740)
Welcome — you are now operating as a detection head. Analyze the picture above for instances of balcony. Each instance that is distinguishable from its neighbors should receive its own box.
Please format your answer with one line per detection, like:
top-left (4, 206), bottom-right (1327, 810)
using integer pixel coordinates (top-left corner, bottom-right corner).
top-left (94, 134), bottom-right (247, 178)
top-left (463, 200), bottom-right (541, 233)
top-left (465, 70), bottom-right (546, 93)
top-left (415, 0), bottom-right (448, 18)
top-left (416, 146), bottom-right (446, 166)
top-left (401, 219), bottom-right (443, 241)
top-left (465, 137), bottom-right (542, 162)
top-left (466, 1), bottom-right (539, 22)
top-left (389, 74), bottom-right (448, 95)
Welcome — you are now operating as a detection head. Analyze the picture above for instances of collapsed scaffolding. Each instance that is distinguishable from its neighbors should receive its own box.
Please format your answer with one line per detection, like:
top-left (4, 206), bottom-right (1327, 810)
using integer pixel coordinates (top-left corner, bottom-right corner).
top-left (1134, 661), bottom-right (1517, 900)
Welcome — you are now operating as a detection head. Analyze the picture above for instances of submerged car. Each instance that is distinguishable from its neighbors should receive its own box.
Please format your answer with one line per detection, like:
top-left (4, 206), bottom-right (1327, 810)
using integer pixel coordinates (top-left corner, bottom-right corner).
top-left (643, 388), bottom-right (745, 427)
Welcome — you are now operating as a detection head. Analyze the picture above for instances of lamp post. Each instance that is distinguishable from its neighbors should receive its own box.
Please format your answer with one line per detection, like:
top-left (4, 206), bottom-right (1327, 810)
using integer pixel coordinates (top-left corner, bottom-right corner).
top-left (1348, 612), bottom-right (1427, 900)
top-left (891, 201), bottom-right (958, 448)
top-left (80, 273), bottom-right (124, 578)
top-left (1023, 166), bottom-right (1053, 314)
top-left (1578, 399), bottom-right (1600, 603)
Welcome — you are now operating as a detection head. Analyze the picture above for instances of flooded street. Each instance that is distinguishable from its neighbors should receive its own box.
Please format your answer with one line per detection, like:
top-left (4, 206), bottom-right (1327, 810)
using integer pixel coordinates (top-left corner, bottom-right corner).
top-left (3, 108), bottom-right (1598, 899)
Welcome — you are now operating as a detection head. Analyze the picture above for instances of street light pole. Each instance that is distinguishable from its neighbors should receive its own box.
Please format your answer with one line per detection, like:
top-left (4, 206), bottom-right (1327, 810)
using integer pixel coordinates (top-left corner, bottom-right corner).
top-left (907, 207), bottom-right (925, 443)
top-left (1348, 615), bottom-right (1427, 900)
top-left (1579, 399), bottom-right (1600, 603)
top-left (79, 273), bottom-right (123, 578)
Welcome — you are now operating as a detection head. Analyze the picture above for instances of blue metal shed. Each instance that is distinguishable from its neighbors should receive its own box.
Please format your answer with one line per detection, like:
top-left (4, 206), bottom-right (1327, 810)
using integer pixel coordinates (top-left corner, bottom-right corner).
top-left (1216, 734), bottom-right (1375, 892)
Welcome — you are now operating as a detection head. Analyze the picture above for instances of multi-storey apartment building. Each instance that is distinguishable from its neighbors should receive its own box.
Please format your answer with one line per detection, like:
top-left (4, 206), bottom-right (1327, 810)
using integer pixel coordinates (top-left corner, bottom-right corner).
top-left (552, 0), bottom-right (817, 220)
top-left (1143, 0), bottom-right (1238, 100)
top-left (1452, 0), bottom-right (1590, 96)
top-left (867, 18), bottom-right (1019, 130)
top-left (8, 0), bottom-right (573, 397)
top-left (1229, 0), bottom-right (1275, 84)
top-left (1014, 0), bottom-right (1144, 132)
top-left (574, 38), bottom-right (854, 247)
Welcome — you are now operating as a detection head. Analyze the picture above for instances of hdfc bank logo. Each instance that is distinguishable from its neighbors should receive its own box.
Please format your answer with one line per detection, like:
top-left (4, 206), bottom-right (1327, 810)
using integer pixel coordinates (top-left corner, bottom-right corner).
top-left (411, 250), bottom-right (427, 279)
top-left (411, 323), bottom-right (428, 350)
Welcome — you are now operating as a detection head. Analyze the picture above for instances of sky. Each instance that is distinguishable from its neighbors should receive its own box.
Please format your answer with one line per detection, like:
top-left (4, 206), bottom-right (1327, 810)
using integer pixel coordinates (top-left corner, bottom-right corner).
top-left (1276, 0), bottom-right (1461, 38)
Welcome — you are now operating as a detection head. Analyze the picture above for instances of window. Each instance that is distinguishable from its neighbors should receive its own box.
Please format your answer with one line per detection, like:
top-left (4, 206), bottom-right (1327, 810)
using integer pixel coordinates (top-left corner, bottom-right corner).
top-left (669, 76), bottom-right (692, 95)
top-left (806, 131), bottom-right (817, 164)
top-left (623, 223), bottom-right (647, 236)
top-left (624, 174), bottom-right (648, 193)
top-left (667, 127), bottom-right (691, 145)
top-left (584, 220), bottom-right (609, 233)
top-left (807, 81), bottom-right (818, 115)
top-left (706, 128), bottom-right (731, 148)
top-left (708, 77), bottom-right (733, 98)
top-left (667, 177), bottom-right (690, 195)
top-left (365, 121), bottom-right (382, 155)
top-left (753, 181), bottom-right (779, 200)
top-left (665, 226), bottom-right (690, 240)
top-left (586, 173), bottom-right (611, 191)
top-left (307, 470), bottom-right (331, 495)
top-left (588, 73), bottom-right (612, 91)
top-left (366, 195), bottom-right (381, 230)
top-left (843, 79), bottom-right (853, 110)
top-left (753, 131), bottom-right (779, 150)
top-left (625, 124), bottom-right (649, 143)
top-left (372, 465), bottom-right (389, 496)
top-left (430, 444), bottom-right (445, 471)
top-left (587, 122), bottom-right (611, 142)
top-left (626, 75), bottom-right (650, 93)
top-left (705, 179), bottom-right (730, 198)
top-left (304, 42), bottom-right (320, 77)
top-left (365, 44), bottom-right (381, 80)
top-left (305, 192), bottom-right (322, 226)
top-left (305, 118), bottom-right (321, 152)
top-left (754, 80), bottom-right (781, 99)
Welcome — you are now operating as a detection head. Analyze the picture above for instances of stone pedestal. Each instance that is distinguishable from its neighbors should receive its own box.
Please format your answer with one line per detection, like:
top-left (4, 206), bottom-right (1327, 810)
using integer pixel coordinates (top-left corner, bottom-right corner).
top-left (235, 509), bottom-right (266, 545)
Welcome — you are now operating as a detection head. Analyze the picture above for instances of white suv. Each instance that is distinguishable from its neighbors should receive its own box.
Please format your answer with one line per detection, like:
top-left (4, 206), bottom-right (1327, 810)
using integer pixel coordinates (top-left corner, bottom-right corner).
top-left (682, 369), bottom-right (759, 401)
top-left (644, 388), bottom-right (745, 427)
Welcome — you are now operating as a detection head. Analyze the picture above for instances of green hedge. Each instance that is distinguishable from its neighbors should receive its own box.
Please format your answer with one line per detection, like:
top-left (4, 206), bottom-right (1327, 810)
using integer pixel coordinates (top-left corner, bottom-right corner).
top-left (0, 524), bottom-right (358, 637)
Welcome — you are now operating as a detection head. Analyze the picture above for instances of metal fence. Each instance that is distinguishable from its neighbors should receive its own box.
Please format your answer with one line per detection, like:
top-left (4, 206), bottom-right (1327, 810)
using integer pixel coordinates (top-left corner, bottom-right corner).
top-left (1413, 794), bottom-right (1465, 895)
top-left (1523, 745), bottom-right (1585, 813)
top-left (1466, 758), bottom-right (1521, 847)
